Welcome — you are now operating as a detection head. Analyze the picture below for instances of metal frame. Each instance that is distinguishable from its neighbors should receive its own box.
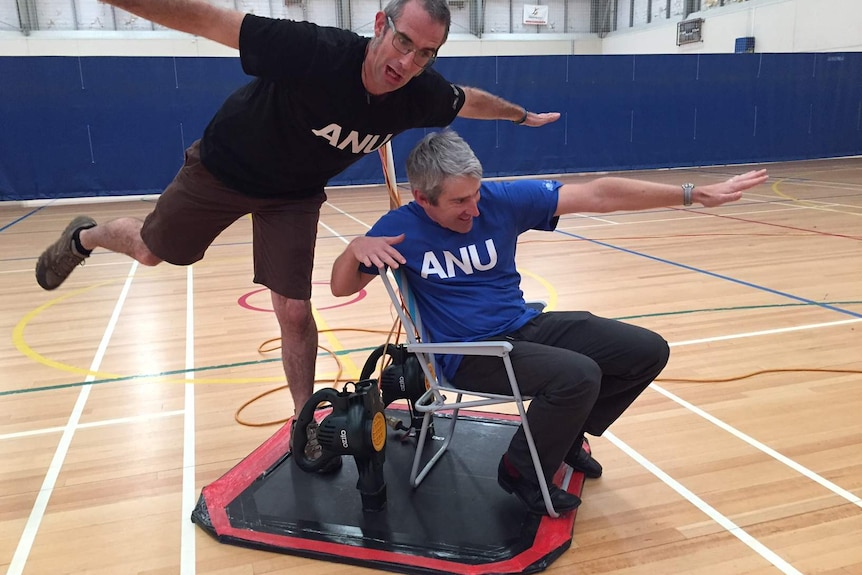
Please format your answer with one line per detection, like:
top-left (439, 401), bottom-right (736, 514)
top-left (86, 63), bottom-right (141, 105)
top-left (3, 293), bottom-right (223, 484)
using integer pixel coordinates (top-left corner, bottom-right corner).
top-left (380, 268), bottom-right (573, 518)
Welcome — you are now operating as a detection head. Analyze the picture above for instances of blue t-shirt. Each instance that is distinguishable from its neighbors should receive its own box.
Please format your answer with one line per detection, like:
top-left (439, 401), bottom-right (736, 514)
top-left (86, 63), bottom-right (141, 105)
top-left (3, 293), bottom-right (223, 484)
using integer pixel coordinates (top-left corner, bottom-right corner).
top-left (362, 179), bottom-right (562, 379)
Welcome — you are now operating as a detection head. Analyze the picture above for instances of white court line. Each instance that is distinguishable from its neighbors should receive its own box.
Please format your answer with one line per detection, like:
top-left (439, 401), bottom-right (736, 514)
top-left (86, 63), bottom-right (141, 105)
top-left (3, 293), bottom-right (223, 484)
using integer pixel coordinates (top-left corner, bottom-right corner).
top-left (596, 317), bottom-right (862, 575)
top-left (181, 266), bottom-right (196, 575)
top-left (671, 317), bottom-right (862, 347)
top-left (0, 410), bottom-right (184, 441)
top-left (649, 382), bottom-right (862, 508)
top-left (319, 218), bottom-right (364, 238)
top-left (335, 200), bottom-right (642, 233)
top-left (605, 431), bottom-right (805, 575)
top-left (658, 316), bottom-right (862, 510)
top-left (564, 213), bottom-right (619, 225)
top-left (7, 261), bottom-right (138, 575)
top-left (555, 205), bottom-right (809, 231)
top-left (324, 203), bottom-right (375, 228)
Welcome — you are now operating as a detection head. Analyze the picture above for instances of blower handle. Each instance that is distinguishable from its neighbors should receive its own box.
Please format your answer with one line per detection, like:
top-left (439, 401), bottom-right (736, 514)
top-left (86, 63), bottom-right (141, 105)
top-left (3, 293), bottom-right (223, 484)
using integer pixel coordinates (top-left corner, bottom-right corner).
top-left (292, 387), bottom-right (343, 473)
top-left (359, 343), bottom-right (400, 381)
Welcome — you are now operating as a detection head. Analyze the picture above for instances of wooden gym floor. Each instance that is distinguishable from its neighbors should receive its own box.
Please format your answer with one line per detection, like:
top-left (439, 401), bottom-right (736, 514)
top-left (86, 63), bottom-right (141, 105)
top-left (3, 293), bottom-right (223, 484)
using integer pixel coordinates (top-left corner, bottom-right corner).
top-left (1, 156), bottom-right (861, 574)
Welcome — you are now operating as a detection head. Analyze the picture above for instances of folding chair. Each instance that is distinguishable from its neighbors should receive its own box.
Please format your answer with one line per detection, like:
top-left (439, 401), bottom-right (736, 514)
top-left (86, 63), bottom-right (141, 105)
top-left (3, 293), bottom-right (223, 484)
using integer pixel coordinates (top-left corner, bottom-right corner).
top-left (379, 268), bottom-right (571, 518)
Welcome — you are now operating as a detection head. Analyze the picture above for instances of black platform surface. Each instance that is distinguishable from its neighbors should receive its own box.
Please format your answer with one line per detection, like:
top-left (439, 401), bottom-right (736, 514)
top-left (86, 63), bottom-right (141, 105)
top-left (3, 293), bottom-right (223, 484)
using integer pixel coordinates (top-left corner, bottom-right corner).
top-left (192, 410), bottom-right (585, 575)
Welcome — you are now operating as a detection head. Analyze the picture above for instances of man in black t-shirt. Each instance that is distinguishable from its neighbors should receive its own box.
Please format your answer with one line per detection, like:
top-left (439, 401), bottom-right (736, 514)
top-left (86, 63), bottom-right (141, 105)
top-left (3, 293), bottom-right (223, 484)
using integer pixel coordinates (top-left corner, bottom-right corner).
top-left (35, 0), bottom-right (559, 467)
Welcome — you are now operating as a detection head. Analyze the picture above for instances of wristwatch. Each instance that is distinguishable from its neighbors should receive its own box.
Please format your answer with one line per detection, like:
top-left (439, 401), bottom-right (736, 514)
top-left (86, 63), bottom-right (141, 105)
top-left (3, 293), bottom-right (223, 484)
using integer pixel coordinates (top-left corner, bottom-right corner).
top-left (681, 183), bottom-right (695, 207)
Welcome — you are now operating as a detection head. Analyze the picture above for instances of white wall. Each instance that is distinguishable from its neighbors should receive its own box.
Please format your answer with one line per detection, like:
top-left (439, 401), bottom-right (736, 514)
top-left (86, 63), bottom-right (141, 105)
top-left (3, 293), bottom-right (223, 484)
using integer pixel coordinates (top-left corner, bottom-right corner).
top-left (0, 0), bottom-right (860, 57)
top-left (602, 0), bottom-right (862, 54)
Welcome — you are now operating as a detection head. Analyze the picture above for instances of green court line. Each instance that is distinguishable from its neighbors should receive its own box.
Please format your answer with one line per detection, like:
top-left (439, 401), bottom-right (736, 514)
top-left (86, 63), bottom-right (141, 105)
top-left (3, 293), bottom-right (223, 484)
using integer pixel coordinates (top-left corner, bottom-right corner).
top-left (614, 300), bottom-right (861, 321)
top-left (4, 300), bottom-right (860, 398)
top-left (1, 346), bottom-right (380, 397)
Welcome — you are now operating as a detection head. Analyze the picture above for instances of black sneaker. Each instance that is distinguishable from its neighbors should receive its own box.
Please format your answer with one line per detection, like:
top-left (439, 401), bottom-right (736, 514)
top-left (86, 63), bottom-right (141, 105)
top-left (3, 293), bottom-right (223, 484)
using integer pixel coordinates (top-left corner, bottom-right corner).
top-left (289, 418), bottom-right (342, 474)
top-left (564, 436), bottom-right (603, 479)
top-left (36, 215), bottom-right (96, 290)
top-left (497, 456), bottom-right (581, 515)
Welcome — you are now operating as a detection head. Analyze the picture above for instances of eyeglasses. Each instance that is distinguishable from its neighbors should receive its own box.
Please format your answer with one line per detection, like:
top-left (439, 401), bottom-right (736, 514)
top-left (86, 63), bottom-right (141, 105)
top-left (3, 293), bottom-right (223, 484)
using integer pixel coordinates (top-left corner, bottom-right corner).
top-left (387, 16), bottom-right (438, 68)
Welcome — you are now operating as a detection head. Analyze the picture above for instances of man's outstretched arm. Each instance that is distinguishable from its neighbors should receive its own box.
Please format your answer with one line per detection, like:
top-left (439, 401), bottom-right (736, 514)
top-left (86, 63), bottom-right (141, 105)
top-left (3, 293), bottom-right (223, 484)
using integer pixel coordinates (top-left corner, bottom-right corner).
top-left (457, 86), bottom-right (560, 127)
top-left (99, 0), bottom-right (244, 48)
top-left (554, 169), bottom-right (769, 216)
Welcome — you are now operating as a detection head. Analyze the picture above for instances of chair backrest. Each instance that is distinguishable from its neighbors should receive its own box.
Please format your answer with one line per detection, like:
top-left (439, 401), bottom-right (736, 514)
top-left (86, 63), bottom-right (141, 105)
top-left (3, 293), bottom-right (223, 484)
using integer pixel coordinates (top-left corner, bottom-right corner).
top-left (378, 267), bottom-right (445, 392)
top-left (380, 267), bottom-right (420, 343)
top-left (378, 267), bottom-right (522, 406)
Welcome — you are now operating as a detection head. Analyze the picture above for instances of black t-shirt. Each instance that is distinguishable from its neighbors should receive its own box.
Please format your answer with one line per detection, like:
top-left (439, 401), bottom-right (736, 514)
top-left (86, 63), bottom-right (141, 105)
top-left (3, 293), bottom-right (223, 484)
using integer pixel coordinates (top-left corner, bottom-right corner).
top-left (200, 15), bottom-right (466, 198)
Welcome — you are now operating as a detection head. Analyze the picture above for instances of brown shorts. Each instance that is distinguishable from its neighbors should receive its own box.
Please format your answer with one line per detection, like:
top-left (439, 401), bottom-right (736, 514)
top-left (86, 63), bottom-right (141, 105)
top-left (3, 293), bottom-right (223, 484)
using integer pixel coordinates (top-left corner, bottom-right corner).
top-left (141, 140), bottom-right (325, 300)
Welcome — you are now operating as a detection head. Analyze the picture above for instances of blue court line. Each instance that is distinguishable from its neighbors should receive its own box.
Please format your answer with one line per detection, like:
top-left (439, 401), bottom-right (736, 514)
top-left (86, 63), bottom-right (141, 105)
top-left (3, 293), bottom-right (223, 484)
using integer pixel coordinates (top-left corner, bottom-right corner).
top-left (554, 230), bottom-right (862, 320)
top-left (0, 205), bottom-right (49, 233)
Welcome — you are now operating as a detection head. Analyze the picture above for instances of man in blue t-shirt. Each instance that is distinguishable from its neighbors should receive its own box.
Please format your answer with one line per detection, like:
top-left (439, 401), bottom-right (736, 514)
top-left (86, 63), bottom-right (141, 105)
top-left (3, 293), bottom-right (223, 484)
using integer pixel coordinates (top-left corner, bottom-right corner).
top-left (331, 130), bottom-right (768, 514)
top-left (34, 0), bottom-right (559, 468)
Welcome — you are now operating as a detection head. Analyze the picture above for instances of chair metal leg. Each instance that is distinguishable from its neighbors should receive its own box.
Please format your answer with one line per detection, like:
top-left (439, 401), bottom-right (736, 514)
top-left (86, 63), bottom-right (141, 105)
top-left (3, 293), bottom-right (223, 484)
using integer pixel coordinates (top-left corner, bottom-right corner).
top-left (515, 397), bottom-right (560, 518)
top-left (503, 356), bottom-right (560, 518)
top-left (410, 395), bottom-right (462, 487)
top-left (560, 464), bottom-right (575, 491)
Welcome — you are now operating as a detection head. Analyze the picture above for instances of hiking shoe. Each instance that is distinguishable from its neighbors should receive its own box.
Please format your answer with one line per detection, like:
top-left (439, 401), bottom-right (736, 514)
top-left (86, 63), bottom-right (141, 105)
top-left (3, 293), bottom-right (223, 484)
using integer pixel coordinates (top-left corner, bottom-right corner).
top-left (36, 216), bottom-right (96, 290)
top-left (289, 418), bottom-right (342, 474)
top-left (564, 436), bottom-right (603, 479)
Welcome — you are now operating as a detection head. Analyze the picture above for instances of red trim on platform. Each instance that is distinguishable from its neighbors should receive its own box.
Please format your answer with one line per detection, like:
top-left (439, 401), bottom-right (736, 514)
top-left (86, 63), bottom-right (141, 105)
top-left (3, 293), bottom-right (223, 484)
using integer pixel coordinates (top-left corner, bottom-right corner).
top-left (199, 409), bottom-right (584, 574)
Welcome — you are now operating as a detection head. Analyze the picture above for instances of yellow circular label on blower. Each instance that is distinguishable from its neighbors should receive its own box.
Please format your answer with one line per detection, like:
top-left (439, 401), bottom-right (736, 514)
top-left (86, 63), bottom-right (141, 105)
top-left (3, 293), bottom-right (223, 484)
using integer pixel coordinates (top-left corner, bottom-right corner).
top-left (371, 412), bottom-right (387, 452)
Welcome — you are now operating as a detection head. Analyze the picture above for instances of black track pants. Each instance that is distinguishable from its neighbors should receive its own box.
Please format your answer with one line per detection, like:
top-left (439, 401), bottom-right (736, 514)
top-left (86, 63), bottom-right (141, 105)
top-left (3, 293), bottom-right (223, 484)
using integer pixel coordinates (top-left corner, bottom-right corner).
top-left (453, 311), bottom-right (670, 482)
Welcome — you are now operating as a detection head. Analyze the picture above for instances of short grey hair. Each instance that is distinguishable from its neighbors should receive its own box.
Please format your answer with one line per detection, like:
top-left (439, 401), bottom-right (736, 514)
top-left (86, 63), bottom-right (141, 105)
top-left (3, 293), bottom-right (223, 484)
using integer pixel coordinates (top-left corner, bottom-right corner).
top-left (384, 0), bottom-right (451, 43)
top-left (405, 130), bottom-right (483, 205)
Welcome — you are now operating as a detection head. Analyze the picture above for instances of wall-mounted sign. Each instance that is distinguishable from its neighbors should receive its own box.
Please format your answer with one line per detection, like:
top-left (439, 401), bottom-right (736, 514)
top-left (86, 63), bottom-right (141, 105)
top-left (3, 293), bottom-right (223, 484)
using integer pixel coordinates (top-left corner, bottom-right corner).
top-left (677, 18), bottom-right (704, 45)
top-left (523, 5), bottom-right (549, 25)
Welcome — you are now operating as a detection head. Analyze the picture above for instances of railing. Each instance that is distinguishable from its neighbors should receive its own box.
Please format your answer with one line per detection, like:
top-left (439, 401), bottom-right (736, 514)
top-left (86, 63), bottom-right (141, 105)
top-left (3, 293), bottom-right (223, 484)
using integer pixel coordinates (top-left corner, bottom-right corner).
top-left (1, 0), bottom-right (606, 36)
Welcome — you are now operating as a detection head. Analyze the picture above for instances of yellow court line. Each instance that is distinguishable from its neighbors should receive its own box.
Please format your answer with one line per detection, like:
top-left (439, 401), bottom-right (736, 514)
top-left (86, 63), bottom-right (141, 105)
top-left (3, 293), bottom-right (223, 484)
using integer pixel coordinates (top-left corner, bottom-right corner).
top-left (15, 278), bottom-right (340, 385)
top-left (312, 305), bottom-right (363, 382)
top-left (519, 268), bottom-right (558, 311)
top-left (14, 281), bottom-right (123, 379)
top-left (18, 263), bottom-right (554, 384)
top-left (772, 179), bottom-right (862, 216)
top-left (124, 373), bottom-right (341, 386)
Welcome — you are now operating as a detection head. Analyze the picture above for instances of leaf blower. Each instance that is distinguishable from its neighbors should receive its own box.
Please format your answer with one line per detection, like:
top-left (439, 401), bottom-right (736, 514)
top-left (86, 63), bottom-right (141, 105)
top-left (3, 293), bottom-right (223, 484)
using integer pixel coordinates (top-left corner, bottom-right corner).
top-left (360, 343), bottom-right (429, 436)
top-left (292, 378), bottom-right (388, 512)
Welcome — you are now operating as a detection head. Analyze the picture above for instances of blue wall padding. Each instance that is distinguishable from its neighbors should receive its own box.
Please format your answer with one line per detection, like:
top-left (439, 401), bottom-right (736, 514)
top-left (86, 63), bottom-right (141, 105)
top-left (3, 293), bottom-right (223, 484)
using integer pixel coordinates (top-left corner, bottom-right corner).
top-left (1, 52), bottom-right (860, 201)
